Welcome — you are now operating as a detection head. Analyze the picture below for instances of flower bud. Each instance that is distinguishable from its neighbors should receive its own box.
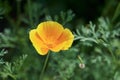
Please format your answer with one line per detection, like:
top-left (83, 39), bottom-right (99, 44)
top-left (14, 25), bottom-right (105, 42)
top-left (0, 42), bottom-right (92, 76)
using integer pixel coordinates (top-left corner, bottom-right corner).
top-left (79, 63), bottom-right (85, 69)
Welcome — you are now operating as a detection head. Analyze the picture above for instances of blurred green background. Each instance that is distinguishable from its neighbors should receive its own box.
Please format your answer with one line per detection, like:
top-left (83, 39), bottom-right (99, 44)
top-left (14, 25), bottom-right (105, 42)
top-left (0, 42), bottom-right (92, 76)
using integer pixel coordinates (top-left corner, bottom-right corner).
top-left (0, 0), bottom-right (120, 80)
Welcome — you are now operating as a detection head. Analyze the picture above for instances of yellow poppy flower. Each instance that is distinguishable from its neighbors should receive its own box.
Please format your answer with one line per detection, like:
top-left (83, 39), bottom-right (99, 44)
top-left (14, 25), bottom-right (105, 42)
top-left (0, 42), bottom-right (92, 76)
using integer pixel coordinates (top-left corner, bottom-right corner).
top-left (29, 21), bottom-right (74, 55)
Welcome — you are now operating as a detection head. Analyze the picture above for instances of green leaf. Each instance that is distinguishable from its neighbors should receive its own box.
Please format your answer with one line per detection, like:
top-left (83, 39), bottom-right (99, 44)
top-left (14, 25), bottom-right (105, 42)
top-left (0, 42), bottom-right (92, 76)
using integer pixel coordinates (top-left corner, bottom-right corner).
top-left (112, 2), bottom-right (120, 22)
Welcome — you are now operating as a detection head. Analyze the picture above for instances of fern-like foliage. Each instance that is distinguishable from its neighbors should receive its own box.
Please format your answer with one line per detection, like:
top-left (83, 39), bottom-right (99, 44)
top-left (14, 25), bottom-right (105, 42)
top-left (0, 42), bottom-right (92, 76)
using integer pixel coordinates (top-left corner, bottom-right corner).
top-left (0, 29), bottom-right (17, 48)
top-left (0, 54), bottom-right (27, 79)
top-left (0, 49), bottom-right (7, 64)
top-left (45, 10), bottom-right (75, 25)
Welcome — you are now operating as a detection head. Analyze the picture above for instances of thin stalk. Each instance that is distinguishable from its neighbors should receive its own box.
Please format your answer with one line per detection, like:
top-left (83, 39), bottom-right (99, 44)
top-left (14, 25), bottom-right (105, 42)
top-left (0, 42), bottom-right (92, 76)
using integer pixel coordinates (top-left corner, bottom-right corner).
top-left (9, 74), bottom-right (16, 80)
top-left (112, 2), bottom-right (120, 22)
top-left (16, 0), bottom-right (21, 26)
top-left (108, 47), bottom-right (116, 61)
top-left (78, 55), bottom-right (84, 63)
top-left (17, 0), bottom-right (21, 16)
top-left (39, 52), bottom-right (50, 80)
top-left (27, 0), bottom-right (34, 27)
top-left (3, 78), bottom-right (7, 80)
top-left (78, 55), bottom-right (85, 69)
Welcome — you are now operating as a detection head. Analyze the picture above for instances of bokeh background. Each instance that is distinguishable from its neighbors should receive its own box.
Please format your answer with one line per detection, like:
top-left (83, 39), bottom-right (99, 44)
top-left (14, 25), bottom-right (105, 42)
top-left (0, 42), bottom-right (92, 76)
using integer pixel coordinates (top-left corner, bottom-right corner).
top-left (0, 0), bottom-right (120, 80)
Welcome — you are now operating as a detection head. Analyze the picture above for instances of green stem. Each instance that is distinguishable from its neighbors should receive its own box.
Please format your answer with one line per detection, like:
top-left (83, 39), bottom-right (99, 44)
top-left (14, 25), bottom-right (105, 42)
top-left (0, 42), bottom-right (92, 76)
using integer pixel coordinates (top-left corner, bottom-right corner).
top-left (27, 0), bottom-right (34, 27)
top-left (113, 67), bottom-right (118, 80)
top-left (112, 2), bottom-right (120, 22)
top-left (16, 0), bottom-right (21, 26)
top-left (78, 55), bottom-right (84, 63)
top-left (108, 47), bottom-right (116, 61)
top-left (9, 74), bottom-right (16, 80)
top-left (17, 0), bottom-right (21, 16)
top-left (39, 52), bottom-right (50, 80)
top-left (3, 78), bottom-right (7, 80)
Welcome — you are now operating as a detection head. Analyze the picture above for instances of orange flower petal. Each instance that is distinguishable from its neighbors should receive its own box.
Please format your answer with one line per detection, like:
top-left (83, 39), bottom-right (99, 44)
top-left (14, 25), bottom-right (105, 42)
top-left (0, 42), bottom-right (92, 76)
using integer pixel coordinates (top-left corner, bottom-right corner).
top-left (50, 42), bottom-right (66, 52)
top-left (61, 29), bottom-right (74, 50)
top-left (36, 21), bottom-right (64, 44)
top-left (29, 29), bottom-right (49, 55)
top-left (50, 28), bottom-right (74, 52)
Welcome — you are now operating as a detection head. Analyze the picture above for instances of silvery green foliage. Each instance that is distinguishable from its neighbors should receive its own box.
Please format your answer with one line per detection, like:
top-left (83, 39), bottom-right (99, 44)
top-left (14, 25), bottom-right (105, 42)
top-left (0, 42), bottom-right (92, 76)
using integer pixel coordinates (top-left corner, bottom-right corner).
top-left (47, 17), bottom-right (120, 80)
top-left (0, 29), bottom-right (17, 48)
top-left (0, 8), bottom-right (4, 19)
top-left (0, 49), bottom-right (7, 64)
top-left (0, 0), bottom-right (120, 79)
top-left (0, 54), bottom-right (27, 79)
top-left (74, 17), bottom-right (120, 47)
top-left (45, 10), bottom-right (75, 25)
